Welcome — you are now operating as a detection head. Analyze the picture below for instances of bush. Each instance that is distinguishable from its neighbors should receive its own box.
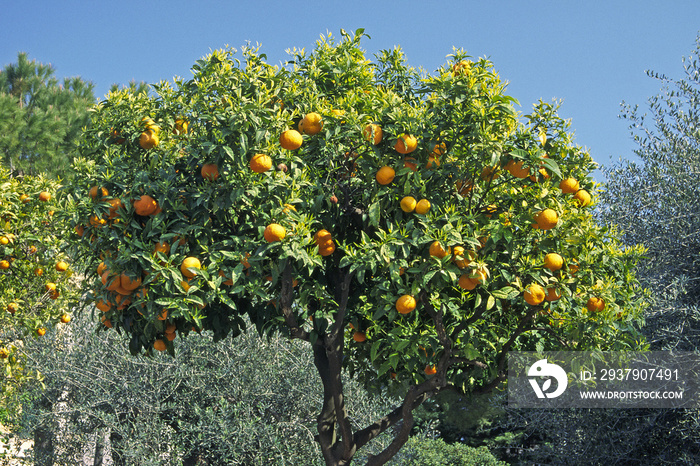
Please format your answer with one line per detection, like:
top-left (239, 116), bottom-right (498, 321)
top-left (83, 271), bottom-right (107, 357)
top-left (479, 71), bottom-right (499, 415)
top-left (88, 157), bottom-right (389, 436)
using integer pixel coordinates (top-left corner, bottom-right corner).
top-left (393, 437), bottom-right (506, 466)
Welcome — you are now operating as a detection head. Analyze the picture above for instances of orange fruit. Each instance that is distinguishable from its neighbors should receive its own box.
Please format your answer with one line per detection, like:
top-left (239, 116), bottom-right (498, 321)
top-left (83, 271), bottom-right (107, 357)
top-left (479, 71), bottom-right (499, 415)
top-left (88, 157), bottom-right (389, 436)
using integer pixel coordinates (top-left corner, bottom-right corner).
top-left (429, 241), bottom-right (450, 259)
top-left (299, 112), bottom-right (323, 135)
top-left (559, 177), bottom-right (580, 194)
top-left (166, 332), bottom-right (177, 341)
top-left (574, 189), bottom-right (591, 207)
top-left (319, 241), bottom-right (336, 257)
top-left (55, 260), bottom-right (69, 272)
top-left (120, 273), bottom-right (142, 291)
top-left (545, 287), bottom-right (562, 302)
top-left (524, 284), bottom-right (546, 306)
top-left (201, 163), bottom-right (220, 181)
top-left (452, 246), bottom-right (475, 269)
top-left (455, 180), bottom-right (473, 196)
top-left (157, 309), bottom-right (168, 321)
top-left (394, 134), bottom-right (417, 154)
top-left (96, 300), bottom-right (111, 313)
top-left (250, 153), bottom-right (272, 173)
top-left (75, 225), bottom-right (85, 237)
top-left (34, 267), bottom-right (43, 276)
top-left (506, 160), bottom-right (530, 179)
top-left (0, 260), bottom-right (10, 270)
top-left (89, 214), bottom-right (106, 227)
top-left (534, 209), bottom-right (559, 230)
top-left (396, 295), bottom-right (417, 314)
top-left (154, 241), bottom-right (171, 256)
top-left (133, 195), bottom-right (158, 216)
top-left (7, 302), bottom-right (18, 314)
top-left (424, 365), bottom-right (437, 375)
top-left (400, 196), bottom-right (417, 213)
top-left (264, 223), bottom-right (286, 243)
top-left (403, 157), bottom-right (418, 171)
top-left (481, 165), bottom-right (500, 181)
top-left (586, 296), bottom-right (605, 313)
top-left (153, 339), bottom-right (167, 351)
top-left (180, 257), bottom-right (201, 278)
top-left (0, 236), bottom-right (7, 245)
top-left (20, 194), bottom-right (30, 203)
top-left (36, 327), bottom-right (47, 337)
top-left (415, 199), bottom-right (431, 215)
top-left (218, 270), bottom-right (234, 286)
top-left (279, 129), bottom-right (303, 150)
top-left (139, 130), bottom-right (159, 150)
top-left (106, 198), bottom-right (123, 219)
top-left (352, 331), bottom-right (367, 343)
top-left (101, 316), bottom-right (112, 328)
top-left (38, 191), bottom-right (51, 202)
top-left (543, 253), bottom-right (563, 272)
top-left (458, 274), bottom-right (478, 290)
top-left (60, 313), bottom-right (71, 323)
top-left (375, 166), bottom-right (395, 185)
top-left (314, 229), bottom-right (333, 245)
top-left (363, 124), bottom-right (383, 145)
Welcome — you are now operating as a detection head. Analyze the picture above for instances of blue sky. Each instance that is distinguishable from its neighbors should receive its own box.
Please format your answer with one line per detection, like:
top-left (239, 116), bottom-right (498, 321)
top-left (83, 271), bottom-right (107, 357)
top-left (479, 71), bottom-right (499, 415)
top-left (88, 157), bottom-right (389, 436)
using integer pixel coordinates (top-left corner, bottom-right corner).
top-left (2, 1), bottom-right (699, 179)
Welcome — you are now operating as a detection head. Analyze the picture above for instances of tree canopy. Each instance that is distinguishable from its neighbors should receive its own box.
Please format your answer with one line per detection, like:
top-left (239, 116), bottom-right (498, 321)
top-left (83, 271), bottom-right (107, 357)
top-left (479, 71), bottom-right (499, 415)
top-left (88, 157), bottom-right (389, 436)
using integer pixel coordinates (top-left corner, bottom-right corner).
top-left (65, 29), bottom-right (647, 465)
top-left (0, 52), bottom-right (95, 179)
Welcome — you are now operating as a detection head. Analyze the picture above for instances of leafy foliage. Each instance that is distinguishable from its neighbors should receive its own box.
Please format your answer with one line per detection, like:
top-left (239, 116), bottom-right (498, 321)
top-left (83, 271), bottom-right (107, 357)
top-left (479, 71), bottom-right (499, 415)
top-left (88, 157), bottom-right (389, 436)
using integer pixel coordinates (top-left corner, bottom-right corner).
top-left (64, 29), bottom-right (646, 465)
top-left (0, 53), bottom-right (95, 180)
top-left (0, 166), bottom-right (78, 426)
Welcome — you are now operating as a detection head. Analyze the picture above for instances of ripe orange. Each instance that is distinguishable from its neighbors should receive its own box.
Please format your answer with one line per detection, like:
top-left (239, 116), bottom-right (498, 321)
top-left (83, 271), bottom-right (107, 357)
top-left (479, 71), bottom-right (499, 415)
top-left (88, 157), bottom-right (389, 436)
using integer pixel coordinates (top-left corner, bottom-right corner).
top-left (574, 189), bottom-right (591, 207)
top-left (201, 163), bottom-right (220, 181)
top-left (180, 257), bottom-right (201, 278)
top-left (166, 332), bottom-right (177, 341)
top-left (106, 198), bottom-right (123, 219)
top-left (158, 309), bottom-right (168, 321)
top-left (586, 296), bottom-right (605, 313)
top-left (299, 112), bottom-right (323, 135)
top-left (545, 287), bottom-right (562, 302)
top-left (455, 180), bottom-right (473, 196)
top-left (400, 196), bottom-right (417, 213)
top-left (101, 316), bottom-right (112, 328)
top-left (120, 273), bottom-right (142, 291)
top-left (424, 365), bottom-right (437, 375)
top-left (415, 199), bottom-right (431, 215)
top-left (403, 157), bottom-right (418, 172)
top-left (60, 313), bottom-right (71, 323)
top-left (452, 246), bottom-right (475, 269)
top-left (534, 209), bottom-right (559, 230)
top-left (0, 236), bottom-right (8, 245)
top-left (218, 270), bottom-right (234, 286)
top-left (352, 331), bottom-right (367, 342)
top-left (75, 225), bottom-right (85, 237)
top-left (481, 165), bottom-right (500, 181)
top-left (154, 241), bottom-right (171, 256)
top-left (429, 241), bottom-right (450, 259)
top-left (394, 134), bottom-right (417, 154)
top-left (250, 153), bottom-right (272, 173)
top-left (524, 284), bottom-right (546, 306)
top-left (314, 229), bottom-right (333, 245)
top-left (139, 130), bottom-right (159, 150)
top-left (34, 267), bottom-right (43, 276)
top-left (0, 260), bottom-right (9, 270)
top-left (20, 194), bottom-right (30, 203)
top-left (363, 124), bottom-right (383, 145)
top-left (375, 166), bottom-right (395, 185)
top-left (96, 300), bottom-right (111, 313)
top-left (133, 195), bottom-right (158, 216)
top-left (55, 260), bottom-right (69, 272)
top-left (396, 295), bottom-right (417, 314)
top-left (153, 339), bottom-right (167, 351)
top-left (543, 253), bottom-right (563, 272)
top-left (559, 177), bottom-right (580, 194)
top-left (36, 327), bottom-right (47, 337)
top-left (89, 214), bottom-right (106, 228)
top-left (458, 274), bottom-right (478, 290)
top-left (7, 302), bottom-right (18, 314)
top-left (506, 160), bottom-right (530, 179)
top-left (38, 191), bottom-right (51, 202)
top-left (264, 223), bottom-right (286, 242)
top-left (279, 129), bottom-right (303, 150)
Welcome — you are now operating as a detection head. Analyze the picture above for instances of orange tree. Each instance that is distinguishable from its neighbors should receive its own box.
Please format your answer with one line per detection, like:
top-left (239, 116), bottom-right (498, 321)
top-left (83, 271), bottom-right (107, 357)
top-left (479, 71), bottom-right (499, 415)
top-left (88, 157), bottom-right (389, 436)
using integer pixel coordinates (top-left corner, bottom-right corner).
top-left (65, 29), bottom-right (647, 465)
top-left (0, 166), bottom-right (77, 421)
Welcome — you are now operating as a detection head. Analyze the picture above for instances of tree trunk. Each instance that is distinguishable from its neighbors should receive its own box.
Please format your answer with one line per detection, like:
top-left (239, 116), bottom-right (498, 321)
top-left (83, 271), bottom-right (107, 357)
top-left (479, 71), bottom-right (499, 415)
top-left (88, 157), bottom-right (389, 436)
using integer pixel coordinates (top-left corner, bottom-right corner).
top-left (33, 426), bottom-right (53, 466)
